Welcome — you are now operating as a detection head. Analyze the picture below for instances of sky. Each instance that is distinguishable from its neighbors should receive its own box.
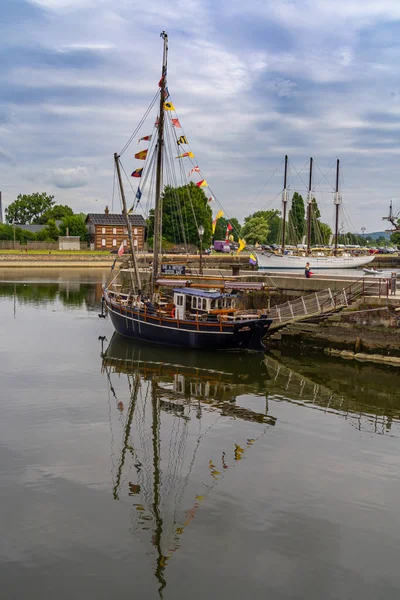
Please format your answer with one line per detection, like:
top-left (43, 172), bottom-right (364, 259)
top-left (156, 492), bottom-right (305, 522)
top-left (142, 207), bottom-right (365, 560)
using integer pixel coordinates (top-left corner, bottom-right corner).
top-left (1, 0), bottom-right (400, 233)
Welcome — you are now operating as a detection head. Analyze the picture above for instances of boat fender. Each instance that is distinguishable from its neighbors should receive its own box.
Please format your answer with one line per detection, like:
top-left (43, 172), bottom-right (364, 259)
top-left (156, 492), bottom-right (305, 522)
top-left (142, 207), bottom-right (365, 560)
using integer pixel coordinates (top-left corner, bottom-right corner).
top-left (171, 307), bottom-right (176, 318)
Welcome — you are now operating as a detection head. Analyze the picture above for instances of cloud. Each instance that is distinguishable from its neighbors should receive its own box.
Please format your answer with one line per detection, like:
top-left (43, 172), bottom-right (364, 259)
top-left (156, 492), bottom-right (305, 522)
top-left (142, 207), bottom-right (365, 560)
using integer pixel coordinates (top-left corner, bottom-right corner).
top-left (1, 0), bottom-right (400, 231)
top-left (49, 167), bottom-right (89, 189)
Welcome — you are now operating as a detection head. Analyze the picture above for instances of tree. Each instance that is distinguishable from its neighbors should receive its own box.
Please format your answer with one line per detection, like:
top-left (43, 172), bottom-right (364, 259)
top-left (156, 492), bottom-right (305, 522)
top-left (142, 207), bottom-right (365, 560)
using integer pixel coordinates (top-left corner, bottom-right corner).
top-left (288, 192), bottom-right (305, 244)
top-left (147, 183), bottom-right (213, 248)
top-left (214, 217), bottom-right (241, 241)
top-left (43, 219), bottom-right (60, 241)
top-left (241, 215), bottom-right (270, 245)
top-left (390, 225), bottom-right (400, 246)
top-left (37, 204), bottom-right (74, 224)
top-left (5, 193), bottom-right (55, 224)
top-left (59, 214), bottom-right (88, 240)
top-left (241, 210), bottom-right (282, 245)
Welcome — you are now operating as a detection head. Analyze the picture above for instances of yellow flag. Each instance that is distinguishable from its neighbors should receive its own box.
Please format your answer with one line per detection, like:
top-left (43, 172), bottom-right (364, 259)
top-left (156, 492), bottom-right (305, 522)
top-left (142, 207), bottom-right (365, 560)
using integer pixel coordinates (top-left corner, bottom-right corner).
top-left (164, 101), bottom-right (175, 111)
top-left (236, 238), bottom-right (246, 254)
top-left (212, 209), bottom-right (224, 234)
top-left (176, 152), bottom-right (194, 159)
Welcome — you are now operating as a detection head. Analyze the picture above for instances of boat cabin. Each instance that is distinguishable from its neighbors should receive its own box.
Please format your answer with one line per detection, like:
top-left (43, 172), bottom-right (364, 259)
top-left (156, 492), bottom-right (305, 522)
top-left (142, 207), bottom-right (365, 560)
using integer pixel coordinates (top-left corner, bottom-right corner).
top-left (173, 288), bottom-right (237, 320)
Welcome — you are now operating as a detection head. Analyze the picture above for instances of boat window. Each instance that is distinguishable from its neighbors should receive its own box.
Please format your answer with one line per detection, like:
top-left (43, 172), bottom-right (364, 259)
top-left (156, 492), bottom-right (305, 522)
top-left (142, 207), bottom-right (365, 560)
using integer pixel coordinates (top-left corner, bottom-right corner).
top-left (192, 297), bottom-right (197, 309)
top-left (176, 295), bottom-right (183, 306)
top-left (112, 239), bottom-right (117, 247)
top-left (202, 298), bottom-right (207, 310)
top-left (101, 238), bottom-right (106, 247)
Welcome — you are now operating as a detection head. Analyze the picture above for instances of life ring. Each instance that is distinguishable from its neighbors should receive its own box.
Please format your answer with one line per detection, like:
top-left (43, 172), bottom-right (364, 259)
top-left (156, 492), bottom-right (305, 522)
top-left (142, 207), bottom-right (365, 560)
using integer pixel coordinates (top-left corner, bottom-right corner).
top-left (171, 307), bottom-right (176, 318)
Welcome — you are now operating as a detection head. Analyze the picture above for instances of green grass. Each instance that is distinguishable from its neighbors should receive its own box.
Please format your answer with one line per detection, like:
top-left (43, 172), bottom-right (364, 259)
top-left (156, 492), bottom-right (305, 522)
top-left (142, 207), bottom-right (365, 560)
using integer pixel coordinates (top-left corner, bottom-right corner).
top-left (0, 249), bottom-right (111, 256)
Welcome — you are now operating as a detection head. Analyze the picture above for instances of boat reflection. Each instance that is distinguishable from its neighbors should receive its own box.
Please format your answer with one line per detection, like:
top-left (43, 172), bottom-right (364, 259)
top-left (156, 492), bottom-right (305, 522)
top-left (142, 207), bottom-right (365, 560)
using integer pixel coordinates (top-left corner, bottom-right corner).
top-left (101, 334), bottom-right (276, 597)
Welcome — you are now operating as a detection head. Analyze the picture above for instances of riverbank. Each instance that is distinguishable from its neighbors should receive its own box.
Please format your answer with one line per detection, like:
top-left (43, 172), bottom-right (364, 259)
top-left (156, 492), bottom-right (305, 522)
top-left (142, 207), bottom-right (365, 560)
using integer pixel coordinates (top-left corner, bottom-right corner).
top-left (266, 299), bottom-right (400, 365)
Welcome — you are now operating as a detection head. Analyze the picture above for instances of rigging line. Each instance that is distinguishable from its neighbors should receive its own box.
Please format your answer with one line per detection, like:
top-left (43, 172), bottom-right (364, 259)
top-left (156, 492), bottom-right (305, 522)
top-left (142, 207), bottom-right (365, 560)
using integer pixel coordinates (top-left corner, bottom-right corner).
top-left (119, 161), bottom-right (149, 220)
top-left (111, 161), bottom-right (117, 213)
top-left (164, 123), bottom-right (190, 249)
top-left (163, 132), bottom-right (187, 247)
top-left (287, 158), bottom-right (310, 193)
top-left (119, 90), bottom-right (160, 156)
top-left (313, 159), bottom-right (337, 191)
top-left (246, 158), bottom-right (285, 212)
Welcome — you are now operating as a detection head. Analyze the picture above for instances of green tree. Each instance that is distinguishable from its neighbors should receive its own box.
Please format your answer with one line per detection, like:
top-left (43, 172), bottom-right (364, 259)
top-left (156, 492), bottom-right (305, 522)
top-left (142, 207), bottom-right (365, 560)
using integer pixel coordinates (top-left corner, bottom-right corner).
top-left (288, 192), bottom-right (305, 244)
top-left (59, 214), bottom-right (88, 240)
top-left (241, 210), bottom-right (282, 245)
top-left (147, 182), bottom-right (212, 248)
top-left (241, 216), bottom-right (270, 245)
top-left (213, 217), bottom-right (241, 241)
top-left (390, 224), bottom-right (400, 246)
top-left (5, 192), bottom-right (55, 224)
top-left (43, 218), bottom-right (60, 241)
top-left (0, 223), bottom-right (14, 240)
top-left (37, 204), bottom-right (74, 224)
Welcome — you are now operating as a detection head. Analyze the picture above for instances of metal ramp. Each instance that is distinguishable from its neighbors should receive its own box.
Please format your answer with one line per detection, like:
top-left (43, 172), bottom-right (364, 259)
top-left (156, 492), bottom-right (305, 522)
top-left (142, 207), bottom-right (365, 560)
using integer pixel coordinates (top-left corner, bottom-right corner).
top-left (268, 277), bottom-right (389, 331)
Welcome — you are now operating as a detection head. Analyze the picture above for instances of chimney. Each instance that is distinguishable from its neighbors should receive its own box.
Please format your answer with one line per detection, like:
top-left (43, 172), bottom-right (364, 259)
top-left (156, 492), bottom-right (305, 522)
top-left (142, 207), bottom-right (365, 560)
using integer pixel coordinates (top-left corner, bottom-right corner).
top-left (104, 205), bottom-right (109, 214)
top-left (0, 191), bottom-right (3, 224)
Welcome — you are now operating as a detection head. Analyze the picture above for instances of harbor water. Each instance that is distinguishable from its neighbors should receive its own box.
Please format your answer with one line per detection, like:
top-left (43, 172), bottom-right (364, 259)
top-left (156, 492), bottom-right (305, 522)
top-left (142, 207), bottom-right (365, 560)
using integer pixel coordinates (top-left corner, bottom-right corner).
top-left (1, 269), bottom-right (400, 599)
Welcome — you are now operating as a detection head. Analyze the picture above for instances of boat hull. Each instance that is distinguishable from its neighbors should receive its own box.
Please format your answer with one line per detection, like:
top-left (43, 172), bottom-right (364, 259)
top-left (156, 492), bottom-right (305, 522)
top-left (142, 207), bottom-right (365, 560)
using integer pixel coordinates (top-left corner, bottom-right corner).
top-left (104, 295), bottom-right (271, 351)
top-left (256, 252), bottom-right (375, 270)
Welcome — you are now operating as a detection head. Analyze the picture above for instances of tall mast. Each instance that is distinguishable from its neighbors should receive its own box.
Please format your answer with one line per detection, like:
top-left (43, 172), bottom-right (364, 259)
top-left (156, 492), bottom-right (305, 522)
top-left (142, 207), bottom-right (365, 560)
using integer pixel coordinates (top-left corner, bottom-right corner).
top-left (333, 159), bottom-right (341, 256)
top-left (281, 155), bottom-right (288, 253)
top-left (306, 157), bottom-right (313, 254)
top-left (114, 152), bottom-right (142, 291)
top-left (151, 31), bottom-right (169, 297)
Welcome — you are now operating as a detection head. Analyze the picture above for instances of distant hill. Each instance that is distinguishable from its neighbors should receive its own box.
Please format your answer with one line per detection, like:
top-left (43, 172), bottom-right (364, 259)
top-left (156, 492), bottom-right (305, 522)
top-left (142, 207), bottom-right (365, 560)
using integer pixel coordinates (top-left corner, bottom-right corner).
top-left (365, 231), bottom-right (390, 240)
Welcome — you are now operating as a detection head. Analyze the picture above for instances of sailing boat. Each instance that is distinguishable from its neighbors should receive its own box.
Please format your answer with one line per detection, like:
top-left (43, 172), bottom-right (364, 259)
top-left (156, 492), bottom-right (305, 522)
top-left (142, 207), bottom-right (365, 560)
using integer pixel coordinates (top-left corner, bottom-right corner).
top-left (101, 333), bottom-right (276, 597)
top-left (102, 32), bottom-right (272, 350)
top-left (256, 157), bottom-right (374, 270)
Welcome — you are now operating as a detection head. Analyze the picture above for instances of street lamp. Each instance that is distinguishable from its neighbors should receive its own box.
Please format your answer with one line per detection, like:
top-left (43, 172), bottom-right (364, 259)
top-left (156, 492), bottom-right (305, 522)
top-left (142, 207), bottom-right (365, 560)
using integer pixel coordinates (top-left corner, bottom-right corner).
top-left (198, 224), bottom-right (204, 275)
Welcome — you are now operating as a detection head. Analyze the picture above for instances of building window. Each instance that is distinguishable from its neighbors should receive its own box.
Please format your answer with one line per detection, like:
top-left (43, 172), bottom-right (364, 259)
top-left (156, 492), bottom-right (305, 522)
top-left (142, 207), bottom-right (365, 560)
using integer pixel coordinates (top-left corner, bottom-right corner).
top-left (133, 239), bottom-right (138, 247)
top-left (112, 227), bottom-right (117, 235)
top-left (123, 239), bottom-right (127, 246)
top-left (101, 238), bottom-right (106, 247)
top-left (123, 228), bottom-right (128, 235)
top-left (101, 227), bottom-right (106, 234)
top-left (134, 228), bottom-right (138, 235)
top-left (112, 239), bottom-right (117, 247)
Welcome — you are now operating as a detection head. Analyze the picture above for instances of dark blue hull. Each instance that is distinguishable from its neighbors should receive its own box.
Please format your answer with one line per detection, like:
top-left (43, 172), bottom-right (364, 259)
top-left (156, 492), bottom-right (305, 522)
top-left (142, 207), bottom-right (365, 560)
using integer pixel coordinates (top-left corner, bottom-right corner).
top-left (105, 297), bottom-right (271, 351)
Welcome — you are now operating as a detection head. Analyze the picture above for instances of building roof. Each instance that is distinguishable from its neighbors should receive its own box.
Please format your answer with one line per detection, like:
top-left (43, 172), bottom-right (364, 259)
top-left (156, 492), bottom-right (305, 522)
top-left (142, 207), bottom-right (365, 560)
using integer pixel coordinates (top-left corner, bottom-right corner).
top-left (14, 220), bottom-right (62, 233)
top-left (86, 214), bottom-right (146, 227)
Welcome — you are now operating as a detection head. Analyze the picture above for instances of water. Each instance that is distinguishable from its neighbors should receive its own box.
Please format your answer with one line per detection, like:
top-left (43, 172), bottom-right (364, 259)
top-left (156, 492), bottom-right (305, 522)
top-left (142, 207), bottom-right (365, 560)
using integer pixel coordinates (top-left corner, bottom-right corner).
top-left (1, 269), bottom-right (400, 600)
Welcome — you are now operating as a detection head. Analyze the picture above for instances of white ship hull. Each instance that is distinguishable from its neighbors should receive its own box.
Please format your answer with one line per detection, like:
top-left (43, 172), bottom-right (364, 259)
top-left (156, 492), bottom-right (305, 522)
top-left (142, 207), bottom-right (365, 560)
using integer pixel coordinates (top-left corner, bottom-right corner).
top-left (256, 252), bottom-right (375, 270)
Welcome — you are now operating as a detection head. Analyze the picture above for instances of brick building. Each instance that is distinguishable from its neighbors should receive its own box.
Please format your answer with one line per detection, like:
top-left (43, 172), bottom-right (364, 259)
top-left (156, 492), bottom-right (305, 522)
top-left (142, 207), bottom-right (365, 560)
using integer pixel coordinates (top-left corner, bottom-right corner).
top-left (86, 213), bottom-right (147, 251)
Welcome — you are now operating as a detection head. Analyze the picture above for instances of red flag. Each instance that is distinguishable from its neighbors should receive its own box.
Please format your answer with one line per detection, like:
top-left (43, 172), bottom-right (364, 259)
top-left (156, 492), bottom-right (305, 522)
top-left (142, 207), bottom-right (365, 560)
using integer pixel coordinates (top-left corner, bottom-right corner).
top-left (225, 222), bottom-right (233, 241)
top-left (208, 197), bottom-right (213, 202)
top-left (118, 241), bottom-right (125, 257)
top-left (188, 165), bottom-right (200, 177)
top-left (172, 118), bottom-right (181, 128)
top-left (154, 117), bottom-right (159, 127)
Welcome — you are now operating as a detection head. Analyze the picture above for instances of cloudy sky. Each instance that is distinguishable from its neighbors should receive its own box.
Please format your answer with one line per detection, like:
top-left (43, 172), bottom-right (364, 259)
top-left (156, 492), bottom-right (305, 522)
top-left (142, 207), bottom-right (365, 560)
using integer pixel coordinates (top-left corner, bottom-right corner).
top-left (1, 0), bottom-right (400, 232)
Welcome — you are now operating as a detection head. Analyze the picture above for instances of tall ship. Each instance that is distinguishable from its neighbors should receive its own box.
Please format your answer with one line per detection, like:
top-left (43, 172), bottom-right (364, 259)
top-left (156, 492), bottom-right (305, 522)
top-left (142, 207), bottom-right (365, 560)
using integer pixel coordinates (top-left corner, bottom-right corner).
top-left (256, 156), bottom-right (374, 270)
top-left (102, 32), bottom-right (271, 350)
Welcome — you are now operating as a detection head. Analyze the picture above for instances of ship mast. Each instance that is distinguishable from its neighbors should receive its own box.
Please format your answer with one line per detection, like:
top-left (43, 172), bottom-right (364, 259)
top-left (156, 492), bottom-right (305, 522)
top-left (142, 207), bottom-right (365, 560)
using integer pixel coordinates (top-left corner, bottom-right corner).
top-left (306, 157), bottom-right (313, 254)
top-left (151, 31), bottom-right (169, 298)
top-left (114, 152), bottom-right (142, 291)
top-left (333, 159), bottom-right (341, 256)
top-left (281, 155), bottom-right (288, 253)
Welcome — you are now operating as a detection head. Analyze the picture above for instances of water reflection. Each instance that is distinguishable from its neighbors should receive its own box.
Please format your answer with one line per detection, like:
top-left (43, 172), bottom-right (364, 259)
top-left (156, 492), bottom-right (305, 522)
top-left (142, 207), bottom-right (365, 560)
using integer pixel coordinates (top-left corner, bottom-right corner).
top-left (101, 334), bottom-right (400, 596)
top-left (0, 280), bottom-right (103, 310)
top-left (101, 334), bottom-right (276, 597)
top-left (265, 351), bottom-right (400, 435)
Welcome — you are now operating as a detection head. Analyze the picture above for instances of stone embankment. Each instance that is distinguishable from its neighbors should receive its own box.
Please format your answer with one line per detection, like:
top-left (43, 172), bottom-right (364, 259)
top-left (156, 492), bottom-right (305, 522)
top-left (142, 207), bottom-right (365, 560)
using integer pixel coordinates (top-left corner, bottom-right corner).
top-left (266, 299), bottom-right (400, 365)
